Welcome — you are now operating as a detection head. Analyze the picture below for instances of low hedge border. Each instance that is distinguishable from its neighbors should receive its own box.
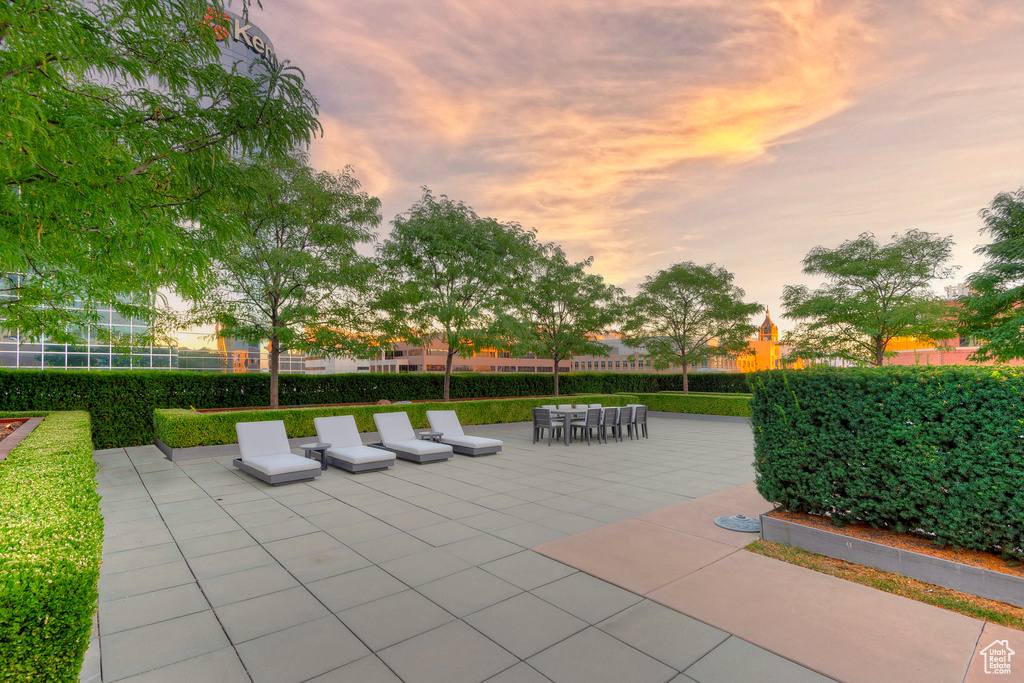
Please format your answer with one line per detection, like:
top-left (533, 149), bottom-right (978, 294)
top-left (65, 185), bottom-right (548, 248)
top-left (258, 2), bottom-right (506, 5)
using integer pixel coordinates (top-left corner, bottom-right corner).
top-left (751, 366), bottom-right (1024, 558)
top-left (154, 394), bottom-right (640, 449)
top-left (0, 411), bottom-right (102, 681)
top-left (634, 393), bottom-right (751, 417)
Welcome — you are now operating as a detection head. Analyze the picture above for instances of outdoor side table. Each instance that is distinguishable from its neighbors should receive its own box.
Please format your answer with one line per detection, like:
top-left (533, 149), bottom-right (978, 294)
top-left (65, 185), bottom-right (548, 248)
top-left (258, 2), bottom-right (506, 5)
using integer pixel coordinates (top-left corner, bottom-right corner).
top-left (417, 430), bottom-right (444, 443)
top-left (300, 442), bottom-right (331, 470)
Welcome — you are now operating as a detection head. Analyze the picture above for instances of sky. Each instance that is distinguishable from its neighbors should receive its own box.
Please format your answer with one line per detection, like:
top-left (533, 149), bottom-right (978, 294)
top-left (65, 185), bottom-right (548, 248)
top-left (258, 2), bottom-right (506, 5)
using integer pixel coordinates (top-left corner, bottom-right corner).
top-left (245, 0), bottom-right (1024, 331)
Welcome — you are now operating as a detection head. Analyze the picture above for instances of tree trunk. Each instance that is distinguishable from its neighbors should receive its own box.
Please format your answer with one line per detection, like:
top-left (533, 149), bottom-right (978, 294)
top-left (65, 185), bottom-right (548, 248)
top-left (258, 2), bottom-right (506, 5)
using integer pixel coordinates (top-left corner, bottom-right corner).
top-left (269, 334), bottom-right (280, 409)
top-left (443, 349), bottom-right (454, 401)
top-left (552, 355), bottom-right (560, 397)
top-left (682, 360), bottom-right (689, 394)
top-left (874, 336), bottom-right (885, 366)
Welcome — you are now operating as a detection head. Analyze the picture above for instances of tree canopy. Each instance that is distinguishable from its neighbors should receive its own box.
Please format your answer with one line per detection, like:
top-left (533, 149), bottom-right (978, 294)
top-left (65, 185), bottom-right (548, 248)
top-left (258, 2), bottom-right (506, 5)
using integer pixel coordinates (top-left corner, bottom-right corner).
top-left (375, 189), bottom-right (538, 400)
top-left (782, 230), bottom-right (957, 366)
top-left (516, 245), bottom-right (622, 396)
top-left (622, 262), bottom-right (762, 393)
top-left (959, 188), bottom-right (1024, 361)
top-left (1, 0), bottom-right (320, 342)
top-left (191, 154), bottom-right (380, 408)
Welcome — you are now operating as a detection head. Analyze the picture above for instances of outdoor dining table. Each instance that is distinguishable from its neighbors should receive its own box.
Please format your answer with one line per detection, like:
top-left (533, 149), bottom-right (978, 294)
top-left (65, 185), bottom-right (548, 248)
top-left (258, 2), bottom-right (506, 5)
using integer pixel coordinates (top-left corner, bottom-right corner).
top-left (548, 408), bottom-right (588, 446)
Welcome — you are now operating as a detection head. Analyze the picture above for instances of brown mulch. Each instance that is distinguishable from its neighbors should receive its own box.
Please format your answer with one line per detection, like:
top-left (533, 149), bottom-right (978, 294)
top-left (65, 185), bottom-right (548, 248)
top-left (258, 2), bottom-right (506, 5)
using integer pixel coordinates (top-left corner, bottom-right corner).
top-left (767, 509), bottom-right (1024, 578)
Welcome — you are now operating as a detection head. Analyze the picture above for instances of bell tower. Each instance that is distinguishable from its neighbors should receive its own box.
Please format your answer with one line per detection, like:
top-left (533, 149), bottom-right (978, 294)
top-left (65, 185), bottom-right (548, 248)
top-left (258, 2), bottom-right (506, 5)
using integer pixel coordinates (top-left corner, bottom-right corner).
top-left (759, 310), bottom-right (778, 342)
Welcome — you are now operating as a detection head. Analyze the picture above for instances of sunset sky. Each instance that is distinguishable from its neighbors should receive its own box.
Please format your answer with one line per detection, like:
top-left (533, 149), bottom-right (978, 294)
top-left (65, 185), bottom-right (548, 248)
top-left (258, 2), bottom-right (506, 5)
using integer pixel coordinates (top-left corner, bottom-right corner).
top-left (249, 0), bottom-right (1024, 330)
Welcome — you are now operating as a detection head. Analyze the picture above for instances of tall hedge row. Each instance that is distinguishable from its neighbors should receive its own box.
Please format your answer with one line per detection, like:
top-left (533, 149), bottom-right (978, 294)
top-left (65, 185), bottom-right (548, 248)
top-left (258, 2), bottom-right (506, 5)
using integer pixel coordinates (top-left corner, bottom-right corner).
top-left (751, 366), bottom-right (1024, 558)
top-left (0, 412), bottom-right (102, 681)
top-left (0, 369), bottom-right (749, 448)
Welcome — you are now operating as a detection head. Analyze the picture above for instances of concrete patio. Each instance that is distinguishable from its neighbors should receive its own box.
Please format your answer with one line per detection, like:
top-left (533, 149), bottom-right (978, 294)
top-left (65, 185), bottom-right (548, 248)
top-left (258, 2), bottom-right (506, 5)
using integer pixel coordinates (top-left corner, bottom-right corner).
top-left (83, 416), bottom-right (1013, 682)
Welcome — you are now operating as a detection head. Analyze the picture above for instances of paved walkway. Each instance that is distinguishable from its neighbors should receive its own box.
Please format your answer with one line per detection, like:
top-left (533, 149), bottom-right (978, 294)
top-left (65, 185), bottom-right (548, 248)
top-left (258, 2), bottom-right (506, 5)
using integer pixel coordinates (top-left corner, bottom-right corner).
top-left (83, 417), bottom-right (1018, 682)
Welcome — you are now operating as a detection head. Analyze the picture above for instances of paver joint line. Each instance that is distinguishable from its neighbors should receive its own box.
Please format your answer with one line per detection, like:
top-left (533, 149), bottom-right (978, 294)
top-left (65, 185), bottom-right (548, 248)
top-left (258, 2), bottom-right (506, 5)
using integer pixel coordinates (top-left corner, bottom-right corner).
top-left (88, 418), bottom-right (869, 683)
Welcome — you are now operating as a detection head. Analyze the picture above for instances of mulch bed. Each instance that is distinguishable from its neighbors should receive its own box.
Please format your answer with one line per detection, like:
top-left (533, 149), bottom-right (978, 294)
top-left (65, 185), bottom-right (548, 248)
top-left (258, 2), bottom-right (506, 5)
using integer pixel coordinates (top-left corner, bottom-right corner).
top-left (767, 509), bottom-right (1023, 578)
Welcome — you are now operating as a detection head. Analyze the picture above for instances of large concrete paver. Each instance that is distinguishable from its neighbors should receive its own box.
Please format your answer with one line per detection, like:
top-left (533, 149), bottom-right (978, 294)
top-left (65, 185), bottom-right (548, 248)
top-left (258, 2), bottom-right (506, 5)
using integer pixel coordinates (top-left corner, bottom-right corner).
top-left (647, 551), bottom-right (982, 683)
top-left (89, 418), bottom-right (931, 683)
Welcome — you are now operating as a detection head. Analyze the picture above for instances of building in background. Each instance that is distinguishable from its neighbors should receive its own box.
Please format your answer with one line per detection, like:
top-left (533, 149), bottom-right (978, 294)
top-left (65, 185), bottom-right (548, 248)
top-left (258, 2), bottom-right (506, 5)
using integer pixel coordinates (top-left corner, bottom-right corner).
top-left (305, 354), bottom-right (369, 374)
top-left (0, 294), bottom-right (171, 370)
top-left (571, 311), bottom-right (788, 374)
top-left (368, 340), bottom-right (566, 374)
top-left (883, 284), bottom-right (1024, 368)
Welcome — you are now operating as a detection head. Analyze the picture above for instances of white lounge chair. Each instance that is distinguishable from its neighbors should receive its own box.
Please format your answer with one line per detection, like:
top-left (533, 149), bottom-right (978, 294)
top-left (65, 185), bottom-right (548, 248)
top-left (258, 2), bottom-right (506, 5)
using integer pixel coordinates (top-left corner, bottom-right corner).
top-left (426, 410), bottom-right (502, 456)
top-left (314, 415), bottom-right (395, 473)
top-left (233, 420), bottom-right (322, 485)
top-left (372, 412), bottom-right (453, 464)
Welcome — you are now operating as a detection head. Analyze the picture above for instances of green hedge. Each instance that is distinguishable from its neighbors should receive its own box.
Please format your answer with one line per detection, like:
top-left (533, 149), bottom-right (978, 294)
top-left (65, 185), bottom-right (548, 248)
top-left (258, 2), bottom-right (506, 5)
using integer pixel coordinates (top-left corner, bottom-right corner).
top-left (154, 394), bottom-right (639, 449)
top-left (634, 393), bottom-right (751, 417)
top-left (0, 369), bottom-right (750, 448)
top-left (751, 366), bottom-right (1024, 557)
top-left (0, 412), bottom-right (102, 680)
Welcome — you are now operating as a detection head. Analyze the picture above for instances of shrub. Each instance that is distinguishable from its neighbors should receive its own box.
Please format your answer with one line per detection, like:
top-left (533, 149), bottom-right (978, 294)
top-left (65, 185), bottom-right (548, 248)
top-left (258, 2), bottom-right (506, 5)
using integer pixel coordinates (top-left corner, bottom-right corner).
top-left (0, 368), bottom-right (750, 448)
top-left (751, 366), bottom-right (1024, 557)
top-left (154, 394), bottom-right (639, 448)
top-left (634, 393), bottom-right (751, 417)
top-left (0, 412), bottom-right (102, 681)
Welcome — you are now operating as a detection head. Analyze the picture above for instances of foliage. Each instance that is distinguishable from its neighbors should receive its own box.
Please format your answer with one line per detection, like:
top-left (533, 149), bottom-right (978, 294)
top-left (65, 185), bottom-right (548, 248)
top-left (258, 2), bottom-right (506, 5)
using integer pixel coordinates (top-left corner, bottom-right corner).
top-left (190, 154), bottom-right (381, 408)
top-left (632, 393), bottom-right (751, 417)
top-left (782, 230), bottom-right (957, 366)
top-left (0, 369), bottom-right (754, 448)
top-left (0, 412), bottom-right (102, 681)
top-left (622, 262), bottom-right (762, 393)
top-left (1, 0), bottom-right (320, 342)
top-left (375, 189), bottom-right (539, 400)
top-left (561, 371), bottom-right (750, 394)
top-left (960, 188), bottom-right (1024, 361)
top-left (751, 366), bottom-right (1024, 558)
top-left (154, 394), bottom-right (639, 448)
top-left (516, 245), bottom-right (622, 397)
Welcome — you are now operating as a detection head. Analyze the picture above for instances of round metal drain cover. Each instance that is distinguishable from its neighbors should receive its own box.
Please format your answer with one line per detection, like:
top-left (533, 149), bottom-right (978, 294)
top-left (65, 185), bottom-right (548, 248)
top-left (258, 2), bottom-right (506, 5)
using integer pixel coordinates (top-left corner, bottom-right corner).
top-left (714, 514), bottom-right (761, 533)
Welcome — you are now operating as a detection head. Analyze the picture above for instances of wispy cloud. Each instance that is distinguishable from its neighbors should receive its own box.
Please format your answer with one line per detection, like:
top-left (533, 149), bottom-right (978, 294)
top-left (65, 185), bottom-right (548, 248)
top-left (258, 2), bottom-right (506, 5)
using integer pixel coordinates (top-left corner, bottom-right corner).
top-left (261, 0), bottom-right (1024, 308)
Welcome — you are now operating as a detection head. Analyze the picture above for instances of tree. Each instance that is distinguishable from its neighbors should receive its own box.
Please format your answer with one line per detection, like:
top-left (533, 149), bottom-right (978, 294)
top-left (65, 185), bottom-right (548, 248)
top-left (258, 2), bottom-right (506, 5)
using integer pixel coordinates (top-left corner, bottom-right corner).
top-left (622, 262), bottom-right (762, 393)
top-left (1, 0), bottom-right (320, 342)
top-left (782, 230), bottom-right (957, 366)
top-left (192, 155), bottom-right (380, 409)
top-left (375, 189), bottom-right (538, 401)
top-left (959, 188), bottom-right (1024, 361)
top-left (517, 245), bottom-right (622, 397)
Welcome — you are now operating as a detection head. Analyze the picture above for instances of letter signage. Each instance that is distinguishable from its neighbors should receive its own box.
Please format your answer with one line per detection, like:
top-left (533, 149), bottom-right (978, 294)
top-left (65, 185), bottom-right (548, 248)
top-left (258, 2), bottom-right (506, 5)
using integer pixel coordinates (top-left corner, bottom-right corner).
top-left (203, 8), bottom-right (279, 70)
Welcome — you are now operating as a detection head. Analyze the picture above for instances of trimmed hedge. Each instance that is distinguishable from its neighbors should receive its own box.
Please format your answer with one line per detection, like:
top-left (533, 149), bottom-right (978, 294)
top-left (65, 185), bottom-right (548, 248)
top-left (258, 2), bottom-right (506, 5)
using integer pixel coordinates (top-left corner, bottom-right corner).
top-left (751, 366), bottom-right (1024, 557)
top-left (0, 369), bottom-right (750, 448)
top-left (154, 394), bottom-right (640, 449)
top-left (634, 393), bottom-right (751, 417)
top-left (0, 412), bottom-right (102, 681)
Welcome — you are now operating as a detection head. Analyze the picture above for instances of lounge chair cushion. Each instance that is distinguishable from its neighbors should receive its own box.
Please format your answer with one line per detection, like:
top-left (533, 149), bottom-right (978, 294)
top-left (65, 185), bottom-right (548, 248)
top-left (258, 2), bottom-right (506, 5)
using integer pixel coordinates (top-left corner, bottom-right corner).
top-left (314, 415), bottom-right (362, 449)
top-left (425, 410), bottom-right (466, 436)
top-left (383, 439), bottom-right (452, 456)
top-left (327, 445), bottom-right (395, 464)
top-left (237, 419), bottom-right (293, 461)
top-left (441, 435), bottom-right (503, 450)
top-left (243, 453), bottom-right (322, 476)
top-left (373, 412), bottom-right (418, 442)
